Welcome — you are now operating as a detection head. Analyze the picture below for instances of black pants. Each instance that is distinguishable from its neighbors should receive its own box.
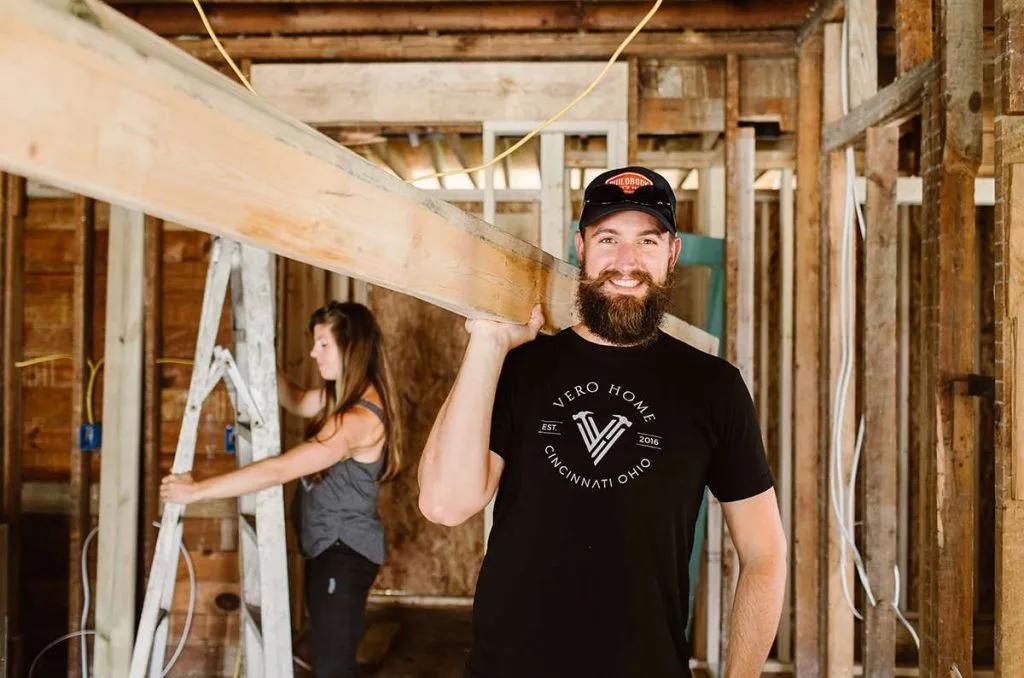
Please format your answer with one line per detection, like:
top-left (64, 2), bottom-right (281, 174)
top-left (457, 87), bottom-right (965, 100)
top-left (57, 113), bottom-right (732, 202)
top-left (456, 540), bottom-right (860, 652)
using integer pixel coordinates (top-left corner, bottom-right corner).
top-left (304, 540), bottom-right (380, 678)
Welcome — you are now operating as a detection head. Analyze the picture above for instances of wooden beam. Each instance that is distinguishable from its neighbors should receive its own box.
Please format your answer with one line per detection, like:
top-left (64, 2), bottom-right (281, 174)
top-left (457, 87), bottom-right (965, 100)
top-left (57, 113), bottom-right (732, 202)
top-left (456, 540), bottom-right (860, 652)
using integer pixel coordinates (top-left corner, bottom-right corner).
top-left (142, 216), bottom-right (162, 574)
top-left (93, 206), bottom-right (145, 678)
top-left (250, 62), bottom-right (629, 125)
top-left (896, 0), bottom-right (933, 72)
top-left (173, 30), bottom-right (799, 62)
top-left (119, 0), bottom-right (816, 35)
top-left (822, 21), bottom-right (855, 678)
top-left (627, 57), bottom-right (639, 164)
top-left (994, 0), bottom-right (1024, 671)
top-left (426, 135), bottom-right (448, 189)
top-left (820, 60), bottom-right (936, 152)
top-left (793, 31), bottom-right (824, 678)
top-left (848, 0), bottom-right (877, 108)
top-left (0, 0), bottom-right (717, 354)
top-left (919, 0), bottom-right (982, 671)
top-left (1, 172), bottom-right (25, 678)
top-left (777, 166), bottom-right (795, 664)
top-left (719, 51), bottom-right (742, 668)
top-left (446, 133), bottom-right (478, 188)
top-left (539, 133), bottom-right (567, 259)
top-left (68, 194), bottom-right (96, 678)
top-left (565, 147), bottom-right (797, 170)
top-left (796, 0), bottom-right (846, 45)
top-left (862, 124), bottom-right (899, 678)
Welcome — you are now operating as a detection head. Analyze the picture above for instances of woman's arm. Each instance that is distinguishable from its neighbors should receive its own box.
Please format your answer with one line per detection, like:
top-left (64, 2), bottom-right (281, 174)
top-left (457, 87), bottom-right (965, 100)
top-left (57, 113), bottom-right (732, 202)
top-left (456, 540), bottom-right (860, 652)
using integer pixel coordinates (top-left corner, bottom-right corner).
top-left (277, 367), bottom-right (324, 418)
top-left (161, 414), bottom-right (353, 504)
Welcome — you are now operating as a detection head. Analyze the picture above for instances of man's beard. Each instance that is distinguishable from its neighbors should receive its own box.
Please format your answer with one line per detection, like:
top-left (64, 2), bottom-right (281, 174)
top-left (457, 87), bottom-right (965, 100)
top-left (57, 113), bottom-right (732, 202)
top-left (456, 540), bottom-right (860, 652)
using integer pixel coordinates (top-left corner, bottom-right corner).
top-left (575, 260), bottom-right (674, 346)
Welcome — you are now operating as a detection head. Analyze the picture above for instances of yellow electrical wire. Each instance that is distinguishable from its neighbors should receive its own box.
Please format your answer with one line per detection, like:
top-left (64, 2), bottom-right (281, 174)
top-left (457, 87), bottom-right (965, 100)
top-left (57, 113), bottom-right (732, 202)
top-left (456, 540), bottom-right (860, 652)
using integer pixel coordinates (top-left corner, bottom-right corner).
top-left (188, 0), bottom-right (664, 184)
top-left (14, 353), bottom-right (73, 368)
top-left (16, 354), bottom-right (194, 425)
top-left (190, 0), bottom-right (257, 95)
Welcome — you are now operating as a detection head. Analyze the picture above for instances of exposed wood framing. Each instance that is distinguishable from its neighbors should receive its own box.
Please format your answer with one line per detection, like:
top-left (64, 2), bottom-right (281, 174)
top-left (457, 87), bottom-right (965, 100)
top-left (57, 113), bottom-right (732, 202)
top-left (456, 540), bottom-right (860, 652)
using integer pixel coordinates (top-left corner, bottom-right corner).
top-left (919, 0), bottom-right (982, 671)
top-left (994, 0), bottom-right (1024, 671)
top-left (539, 133), bottom-right (567, 259)
top-left (250, 62), bottom-right (628, 125)
top-left (565, 147), bottom-right (796, 170)
top-left (822, 22), bottom-right (855, 678)
top-left (820, 60), bottom-right (936, 153)
top-left (793, 33), bottom-right (824, 674)
top-left (777, 165), bottom-right (795, 665)
top-left (0, 0), bottom-right (717, 353)
top-left (142, 215), bottom-right (162, 575)
top-left (627, 57), bottom-right (639, 164)
top-left (1, 172), bottom-right (25, 677)
top-left (862, 124), bottom-right (899, 677)
top-left (719, 51), bottom-right (744, 668)
top-left (93, 206), bottom-right (145, 678)
top-left (174, 30), bottom-right (798, 62)
top-left (796, 0), bottom-right (846, 45)
top-left (896, 0), bottom-right (933, 72)
top-left (68, 194), bottom-right (96, 678)
top-left (847, 0), bottom-right (877, 108)
top-left (118, 0), bottom-right (816, 35)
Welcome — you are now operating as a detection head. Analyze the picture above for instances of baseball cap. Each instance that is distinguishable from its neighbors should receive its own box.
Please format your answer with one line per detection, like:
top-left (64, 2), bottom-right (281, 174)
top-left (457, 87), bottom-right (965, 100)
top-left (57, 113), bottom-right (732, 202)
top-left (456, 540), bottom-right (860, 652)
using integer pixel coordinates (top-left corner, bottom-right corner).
top-left (578, 166), bottom-right (677, 235)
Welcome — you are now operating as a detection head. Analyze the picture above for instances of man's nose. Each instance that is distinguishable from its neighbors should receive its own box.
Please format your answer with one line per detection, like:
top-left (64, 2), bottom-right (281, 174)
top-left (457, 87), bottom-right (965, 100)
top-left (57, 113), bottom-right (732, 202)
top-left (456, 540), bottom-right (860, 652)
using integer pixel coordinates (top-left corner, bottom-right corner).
top-left (614, 243), bottom-right (640, 270)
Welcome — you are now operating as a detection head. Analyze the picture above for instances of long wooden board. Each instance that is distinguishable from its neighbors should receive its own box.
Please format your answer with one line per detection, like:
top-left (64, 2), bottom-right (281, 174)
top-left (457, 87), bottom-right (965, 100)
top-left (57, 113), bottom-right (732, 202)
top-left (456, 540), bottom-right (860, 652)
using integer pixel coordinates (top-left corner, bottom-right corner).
top-left (0, 0), bottom-right (717, 355)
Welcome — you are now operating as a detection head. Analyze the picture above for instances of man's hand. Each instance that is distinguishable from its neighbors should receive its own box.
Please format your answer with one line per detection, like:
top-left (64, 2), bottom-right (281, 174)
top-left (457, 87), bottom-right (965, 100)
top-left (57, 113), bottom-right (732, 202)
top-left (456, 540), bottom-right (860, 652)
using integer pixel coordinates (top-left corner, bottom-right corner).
top-left (465, 304), bottom-right (545, 351)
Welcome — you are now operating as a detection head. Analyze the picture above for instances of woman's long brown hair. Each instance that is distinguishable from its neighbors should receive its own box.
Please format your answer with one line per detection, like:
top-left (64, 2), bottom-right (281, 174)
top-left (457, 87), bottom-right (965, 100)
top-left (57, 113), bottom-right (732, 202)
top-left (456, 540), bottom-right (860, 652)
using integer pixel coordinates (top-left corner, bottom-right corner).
top-left (304, 301), bottom-right (404, 482)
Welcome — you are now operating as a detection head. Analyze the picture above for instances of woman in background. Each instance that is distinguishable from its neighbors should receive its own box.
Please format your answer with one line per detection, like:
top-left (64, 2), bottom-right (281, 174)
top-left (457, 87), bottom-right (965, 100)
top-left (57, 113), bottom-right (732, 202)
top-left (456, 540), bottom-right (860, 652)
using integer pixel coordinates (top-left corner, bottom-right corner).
top-left (162, 301), bottom-right (404, 678)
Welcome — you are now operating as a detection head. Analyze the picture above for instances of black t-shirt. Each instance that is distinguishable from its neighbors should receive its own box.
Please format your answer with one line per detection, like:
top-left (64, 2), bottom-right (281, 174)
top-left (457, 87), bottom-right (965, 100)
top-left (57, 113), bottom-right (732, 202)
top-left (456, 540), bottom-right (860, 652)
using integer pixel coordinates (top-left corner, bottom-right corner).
top-left (466, 328), bottom-right (774, 678)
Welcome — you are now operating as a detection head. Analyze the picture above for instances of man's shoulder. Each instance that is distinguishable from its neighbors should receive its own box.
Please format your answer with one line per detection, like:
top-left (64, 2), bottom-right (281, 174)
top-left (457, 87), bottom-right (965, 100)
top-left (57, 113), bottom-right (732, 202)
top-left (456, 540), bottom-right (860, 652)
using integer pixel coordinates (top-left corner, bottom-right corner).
top-left (656, 332), bottom-right (741, 385)
top-left (506, 331), bottom-right (563, 365)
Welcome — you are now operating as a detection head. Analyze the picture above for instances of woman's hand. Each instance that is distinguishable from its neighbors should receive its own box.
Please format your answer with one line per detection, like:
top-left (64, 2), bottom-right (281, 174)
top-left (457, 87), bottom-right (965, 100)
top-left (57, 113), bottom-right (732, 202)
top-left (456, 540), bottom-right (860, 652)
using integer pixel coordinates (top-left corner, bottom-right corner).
top-left (160, 472), bottom-right (204, 505)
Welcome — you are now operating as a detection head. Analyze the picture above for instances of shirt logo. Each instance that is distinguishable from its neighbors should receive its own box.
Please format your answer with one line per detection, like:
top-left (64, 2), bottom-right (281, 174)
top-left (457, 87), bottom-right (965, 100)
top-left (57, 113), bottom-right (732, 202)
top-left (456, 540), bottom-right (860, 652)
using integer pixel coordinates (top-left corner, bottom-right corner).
top-left (572, 411), bottom-right (633, 466)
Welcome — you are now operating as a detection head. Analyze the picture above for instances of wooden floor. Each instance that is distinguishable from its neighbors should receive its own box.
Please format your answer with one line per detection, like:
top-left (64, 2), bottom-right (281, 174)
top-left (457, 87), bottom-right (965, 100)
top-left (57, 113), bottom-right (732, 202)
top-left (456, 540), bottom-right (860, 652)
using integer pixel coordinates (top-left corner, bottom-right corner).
top-left (296, 604), bottom-right (474, 678)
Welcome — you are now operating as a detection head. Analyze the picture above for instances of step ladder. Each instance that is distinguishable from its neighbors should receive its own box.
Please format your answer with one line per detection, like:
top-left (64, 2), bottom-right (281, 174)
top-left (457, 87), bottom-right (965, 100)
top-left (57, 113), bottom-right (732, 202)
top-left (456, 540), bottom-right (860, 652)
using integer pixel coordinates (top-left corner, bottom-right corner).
top-left (128, 237), bottom-right (294, 678)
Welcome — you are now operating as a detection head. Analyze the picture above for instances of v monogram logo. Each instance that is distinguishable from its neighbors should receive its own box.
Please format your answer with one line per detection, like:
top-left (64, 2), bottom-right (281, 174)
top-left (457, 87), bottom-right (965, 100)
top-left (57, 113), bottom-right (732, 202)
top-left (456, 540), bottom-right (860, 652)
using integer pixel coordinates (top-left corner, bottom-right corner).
top-left (571, 411), bottom-right (633, 466)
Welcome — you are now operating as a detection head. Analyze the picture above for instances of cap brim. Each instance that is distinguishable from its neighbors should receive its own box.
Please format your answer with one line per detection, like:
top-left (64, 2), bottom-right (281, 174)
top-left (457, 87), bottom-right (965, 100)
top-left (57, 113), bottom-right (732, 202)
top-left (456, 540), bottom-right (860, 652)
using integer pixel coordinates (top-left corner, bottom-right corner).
top-left (579, 203), bottom-right (676, 235)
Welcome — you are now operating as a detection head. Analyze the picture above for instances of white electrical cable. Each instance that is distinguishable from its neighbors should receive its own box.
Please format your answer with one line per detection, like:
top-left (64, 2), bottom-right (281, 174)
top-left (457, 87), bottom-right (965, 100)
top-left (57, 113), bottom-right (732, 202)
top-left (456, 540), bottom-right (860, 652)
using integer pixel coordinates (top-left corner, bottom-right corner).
top-left (828, 15), bottom-right (921, 650)
top-left (31, 522), bottom-right (197, 677)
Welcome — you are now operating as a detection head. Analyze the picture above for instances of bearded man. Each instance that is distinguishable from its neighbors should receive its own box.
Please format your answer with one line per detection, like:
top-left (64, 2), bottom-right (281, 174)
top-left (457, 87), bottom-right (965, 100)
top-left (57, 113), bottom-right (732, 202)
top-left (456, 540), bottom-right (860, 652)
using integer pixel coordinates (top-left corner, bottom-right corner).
top-left (417, 167), bottom-right (787, 678)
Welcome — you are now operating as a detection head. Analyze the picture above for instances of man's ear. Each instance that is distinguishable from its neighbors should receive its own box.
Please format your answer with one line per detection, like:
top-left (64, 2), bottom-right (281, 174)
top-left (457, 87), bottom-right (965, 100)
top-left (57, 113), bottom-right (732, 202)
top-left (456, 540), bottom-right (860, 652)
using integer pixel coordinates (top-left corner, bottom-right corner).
top-left (671, 235), bottom-right (682, 266)
top-left (574, 230), bottom-right (585, 265)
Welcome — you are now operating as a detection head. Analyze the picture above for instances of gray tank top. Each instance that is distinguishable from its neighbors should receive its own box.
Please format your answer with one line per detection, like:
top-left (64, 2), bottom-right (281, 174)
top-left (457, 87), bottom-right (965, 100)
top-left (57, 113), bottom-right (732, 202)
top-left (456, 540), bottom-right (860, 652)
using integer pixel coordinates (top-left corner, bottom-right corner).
top-left (292, 399), bottom-right (387, 564)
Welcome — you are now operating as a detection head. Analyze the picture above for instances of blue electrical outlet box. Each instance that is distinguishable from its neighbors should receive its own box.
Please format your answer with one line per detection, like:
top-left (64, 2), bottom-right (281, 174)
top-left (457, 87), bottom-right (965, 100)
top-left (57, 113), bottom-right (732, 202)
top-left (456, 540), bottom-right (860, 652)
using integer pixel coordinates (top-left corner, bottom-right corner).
top-left (224, 425), bottom-right (237, 454)
top-left (79, 423), bottom-right (102, 451)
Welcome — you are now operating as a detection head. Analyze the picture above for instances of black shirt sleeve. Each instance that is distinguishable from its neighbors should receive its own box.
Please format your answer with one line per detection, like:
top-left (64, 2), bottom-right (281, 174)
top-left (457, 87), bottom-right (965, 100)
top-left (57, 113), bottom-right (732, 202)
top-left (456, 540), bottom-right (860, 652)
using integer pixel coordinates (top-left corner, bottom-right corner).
top-left (706, 367), bottom-right (775, 502)
top-left (488, 350), bottom-right (518, 460)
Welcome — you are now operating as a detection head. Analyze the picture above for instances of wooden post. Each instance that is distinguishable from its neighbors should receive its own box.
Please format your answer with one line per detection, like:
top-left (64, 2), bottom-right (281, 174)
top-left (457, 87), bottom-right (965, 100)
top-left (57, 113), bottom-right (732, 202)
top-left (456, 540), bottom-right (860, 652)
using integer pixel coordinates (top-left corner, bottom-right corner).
top-left (627, 57), bottom-right (640, 165)
top-left (1, 173), bottom-right (25, 677)
top-left (93, 206), bottom-right (146, 678)
top-left (896, 0), bottom-right (933, 73)
top-left (719, 51), bottom-right (741, 669)
top-left (862, 125), bottom-right (899, 677)
top-left (821, 21), bottom-right (855, 678)
top-left (919, 0), bottom-right (983, 672)
top-left (540, 133), bottom-right (567, 260)
top-left (68, 195), bottom-right (96, 678)
top-left (142, 216), bottom-right (162, 573)
top-left (794, 32), bottom-right (824, 676)
top-left (777, 165), bottom-right (795, 665)
top-left (992, 0), bottom-right (1024, 671)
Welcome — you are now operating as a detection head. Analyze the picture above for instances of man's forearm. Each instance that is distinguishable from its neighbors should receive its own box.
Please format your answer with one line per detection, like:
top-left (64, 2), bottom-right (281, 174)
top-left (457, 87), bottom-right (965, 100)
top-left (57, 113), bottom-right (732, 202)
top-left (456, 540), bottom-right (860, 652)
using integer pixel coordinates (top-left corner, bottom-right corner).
top-left (723, 556), bottom-right (787, 678)
top-left (417, 332), bottom-right (507, 523)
